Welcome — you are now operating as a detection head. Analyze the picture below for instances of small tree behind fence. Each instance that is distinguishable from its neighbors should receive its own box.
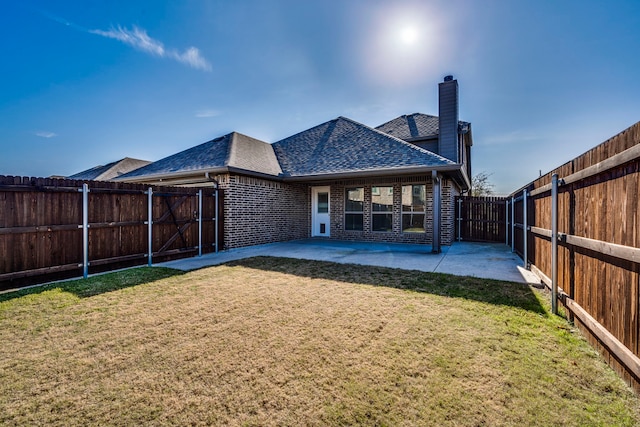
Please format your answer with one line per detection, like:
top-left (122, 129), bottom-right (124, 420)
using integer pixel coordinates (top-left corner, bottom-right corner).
top-left (0, 176), bottom-right (223, 291)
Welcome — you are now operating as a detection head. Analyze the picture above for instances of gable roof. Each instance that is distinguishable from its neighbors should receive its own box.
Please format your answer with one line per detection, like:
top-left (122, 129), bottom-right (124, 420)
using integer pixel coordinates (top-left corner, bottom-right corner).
top-left (118, 132), bottom-right (282, 180)
top-left (272, 116), bottom-right (455, 178)
top-left (376, 113), bottom-right (471, 141)
top-left (68, 157), bottom-right (151, 181)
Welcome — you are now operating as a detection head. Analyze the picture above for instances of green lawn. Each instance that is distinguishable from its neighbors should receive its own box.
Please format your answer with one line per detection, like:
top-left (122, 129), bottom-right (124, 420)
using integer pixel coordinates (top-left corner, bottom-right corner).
top-left (1, 257), bottom-right (638, 426)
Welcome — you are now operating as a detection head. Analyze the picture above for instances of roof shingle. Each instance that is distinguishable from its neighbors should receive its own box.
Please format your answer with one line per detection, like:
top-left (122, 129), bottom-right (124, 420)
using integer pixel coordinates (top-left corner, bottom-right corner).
top-left (272, 116), bottom-right (454, 177)
top-left (375, 113), bottom-right (470, 141)
top-left (118, 132), bottom-right (281, 179)
top-left (68, 157), bottom-right (151, 181)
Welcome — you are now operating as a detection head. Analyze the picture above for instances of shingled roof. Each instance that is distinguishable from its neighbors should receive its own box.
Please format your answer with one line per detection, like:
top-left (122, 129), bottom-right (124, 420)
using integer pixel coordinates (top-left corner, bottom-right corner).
top-left (376, 113), bottom-right (470, 141)
top-left (272, 116), bottom-right (454, 178)
top-left (68, 157), bottom-right (151, 181)
top-left (119, 132), bottom-right (281, 179)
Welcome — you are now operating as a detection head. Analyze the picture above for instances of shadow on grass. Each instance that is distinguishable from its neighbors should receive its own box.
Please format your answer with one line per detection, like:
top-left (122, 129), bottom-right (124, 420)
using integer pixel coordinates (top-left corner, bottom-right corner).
top-left (225, 256), bottom-right (548, 315)
top-left (1, 256), bottom-right (546, 315)
top-left (0, 267), bottom-right (184, 303)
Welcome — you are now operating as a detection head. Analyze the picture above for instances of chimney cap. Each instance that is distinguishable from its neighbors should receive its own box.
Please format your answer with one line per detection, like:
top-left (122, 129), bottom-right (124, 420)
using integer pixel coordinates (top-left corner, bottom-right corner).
top-left (444, 75), bottom-right (454, 82)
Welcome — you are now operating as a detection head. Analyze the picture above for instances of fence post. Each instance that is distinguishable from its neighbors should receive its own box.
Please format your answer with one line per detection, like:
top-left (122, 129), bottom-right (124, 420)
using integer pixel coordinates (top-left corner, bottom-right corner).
top-left (147, 187), bottom-right (153, 266)
top-left (523, 189), bottom-right (528, 269)
top-left (81, 183), bottom-right (89, 279)
top-left (511, 196), bottom-right (515, 252)
top-left (551, 174), bottom-right (559, 315)
top-left (457, 197), bottom-right (462, 241)
top-left (214, 189), bottom-right (219, 253)
top-left (198, 189), bottom-right (203, 257)
top-left (505, 199), bottom-right (509, 246)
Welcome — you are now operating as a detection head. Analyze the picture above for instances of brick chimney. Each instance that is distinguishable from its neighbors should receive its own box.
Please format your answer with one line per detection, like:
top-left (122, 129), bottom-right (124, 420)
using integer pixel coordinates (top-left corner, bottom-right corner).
top-left (438, 75), bottom-right (459, 163)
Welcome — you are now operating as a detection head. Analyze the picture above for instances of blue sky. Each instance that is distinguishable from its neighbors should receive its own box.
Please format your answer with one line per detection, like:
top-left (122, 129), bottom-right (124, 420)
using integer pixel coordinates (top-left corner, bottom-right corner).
top-left (2, 0), bottom-right (639, 194)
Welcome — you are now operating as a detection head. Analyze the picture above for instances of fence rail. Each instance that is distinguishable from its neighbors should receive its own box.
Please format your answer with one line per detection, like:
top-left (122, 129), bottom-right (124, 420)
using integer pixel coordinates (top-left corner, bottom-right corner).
top-left (0, 176), bottom-right (223, 291)
top-left (507, 121), bottom-right (640, 392)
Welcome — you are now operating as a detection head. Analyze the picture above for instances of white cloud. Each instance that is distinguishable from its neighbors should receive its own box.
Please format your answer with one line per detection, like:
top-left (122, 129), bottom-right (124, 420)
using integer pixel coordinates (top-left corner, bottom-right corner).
top-left (195, 109), bottom-right (220, 118)
top-left (90, 25), bottom-right (212, 71)
top-left (172, 47), bottom-right (211, 72)
top-left (35, 131), bottom-right (57, 138)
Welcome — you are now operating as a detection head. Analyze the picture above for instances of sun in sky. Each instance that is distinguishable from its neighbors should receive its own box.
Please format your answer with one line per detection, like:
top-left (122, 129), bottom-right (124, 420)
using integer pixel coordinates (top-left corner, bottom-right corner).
top-left (399, 26), bottom-right (419, 45)
top-left (359, 6), bottom-right (442, 87)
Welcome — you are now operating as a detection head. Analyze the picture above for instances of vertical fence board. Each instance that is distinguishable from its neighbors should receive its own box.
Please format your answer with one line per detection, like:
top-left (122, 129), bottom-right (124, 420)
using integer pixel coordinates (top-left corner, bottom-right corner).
top-left (516, 121), bottom-right (640, 392)
top-left (455, 196), bottom-right (507, 242)
top-left (0, 176), bottom-right (223, 290)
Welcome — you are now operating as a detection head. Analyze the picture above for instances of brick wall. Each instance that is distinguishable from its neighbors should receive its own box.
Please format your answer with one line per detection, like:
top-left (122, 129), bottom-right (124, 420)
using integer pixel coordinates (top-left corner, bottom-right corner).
top-left (441, 179), bottom-right (459, 245)
top-left (214, 173), bottom-right (459, 249)
top-left (216, 174), bottom-right (309, 249)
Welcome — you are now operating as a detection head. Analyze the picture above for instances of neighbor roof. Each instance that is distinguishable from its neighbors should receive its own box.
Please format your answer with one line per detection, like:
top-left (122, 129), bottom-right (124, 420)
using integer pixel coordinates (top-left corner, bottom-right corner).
top-left (272, 116), bottom-right (455, 178)
top-left (376, 113), bottom-right (471, 141)
top-left (119, 132), bottom-right (282, 179)
top-left (68, 157), bottom-right (151, 181)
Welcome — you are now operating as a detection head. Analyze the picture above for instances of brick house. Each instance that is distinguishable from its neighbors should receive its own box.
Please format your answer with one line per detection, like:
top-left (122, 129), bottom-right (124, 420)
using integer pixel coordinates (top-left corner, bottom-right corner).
top-left (117, 76), bottom-right (472, 252)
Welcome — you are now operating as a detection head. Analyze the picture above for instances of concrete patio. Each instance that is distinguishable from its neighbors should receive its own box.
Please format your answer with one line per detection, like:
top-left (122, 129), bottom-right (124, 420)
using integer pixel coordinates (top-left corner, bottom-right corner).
top-left (157, 239), bottom-right (541, 285)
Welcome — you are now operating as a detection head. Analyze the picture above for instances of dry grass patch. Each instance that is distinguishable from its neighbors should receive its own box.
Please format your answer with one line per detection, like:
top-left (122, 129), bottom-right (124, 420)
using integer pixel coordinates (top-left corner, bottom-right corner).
top-left (1, 257), bottom-right (638, 426)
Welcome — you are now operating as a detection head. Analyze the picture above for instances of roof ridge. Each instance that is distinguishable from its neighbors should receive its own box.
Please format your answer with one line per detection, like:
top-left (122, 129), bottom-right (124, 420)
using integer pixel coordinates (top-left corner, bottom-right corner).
top-left (407, 115), bottom-right (419, 138)
top-left (273, 117), bottom-right (340, 146)
top-left (371, 123), bottom-right (455, 164)
top-left (226, 131), bottom-right (275, 167)
top-left (225, 132), bottom-right (237, 168)
top-left (309, 119), bottom-right (338, 161)
top-left (340, 116), bottom-right (455, 165)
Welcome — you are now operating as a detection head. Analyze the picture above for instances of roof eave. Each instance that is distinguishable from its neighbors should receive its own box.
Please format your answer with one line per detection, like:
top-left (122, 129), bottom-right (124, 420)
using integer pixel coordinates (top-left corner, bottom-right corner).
top-left (282, 164), bottom-right (462, 182)
top-left (115, 166), bottom-right (283, 184)
top-left (114, 167), bottom-right (232, 183)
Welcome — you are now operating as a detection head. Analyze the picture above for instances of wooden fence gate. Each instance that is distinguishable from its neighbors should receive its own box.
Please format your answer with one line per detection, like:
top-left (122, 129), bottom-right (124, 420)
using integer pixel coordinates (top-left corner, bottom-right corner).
top-left (0, 176), bottom-right (223, 290)
top-left (455, 196), bottom-right (507, 243)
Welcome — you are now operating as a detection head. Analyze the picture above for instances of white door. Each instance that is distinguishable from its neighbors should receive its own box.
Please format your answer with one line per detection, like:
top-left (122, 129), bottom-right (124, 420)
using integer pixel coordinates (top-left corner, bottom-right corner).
top-left (311, 186), bottom-right (330, 237)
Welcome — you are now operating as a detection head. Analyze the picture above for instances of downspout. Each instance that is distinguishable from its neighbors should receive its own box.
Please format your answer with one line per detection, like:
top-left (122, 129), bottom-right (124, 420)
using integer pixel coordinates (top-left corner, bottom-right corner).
top-left (204, 172), bottom-right (219, 189)
top-left (432, 170), bottom-right (441, 253)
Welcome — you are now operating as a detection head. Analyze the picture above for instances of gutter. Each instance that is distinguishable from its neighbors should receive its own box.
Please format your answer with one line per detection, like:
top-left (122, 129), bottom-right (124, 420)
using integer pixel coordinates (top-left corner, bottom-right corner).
top-left (115, 166), bottom-right (281, 184)
top-left (115, 167), bottom-right (230, 183)
top-left (115, 163), bottom-right (470, 190)
top-left (281, 164), bottom-right (463, 182)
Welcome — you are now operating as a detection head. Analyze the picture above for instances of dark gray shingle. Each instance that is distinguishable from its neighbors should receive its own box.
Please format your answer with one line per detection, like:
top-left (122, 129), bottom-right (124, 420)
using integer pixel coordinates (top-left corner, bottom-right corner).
top-left (376, 113), bottom-right (470, 141)
top-left (119, 132), bottom-right (281, 179)
top-left (68, 157), bottom-right (151, 181)
top-left (272, 117), bottom-right (454, 177)
top-left (376, 113), bottom-right (440, 140)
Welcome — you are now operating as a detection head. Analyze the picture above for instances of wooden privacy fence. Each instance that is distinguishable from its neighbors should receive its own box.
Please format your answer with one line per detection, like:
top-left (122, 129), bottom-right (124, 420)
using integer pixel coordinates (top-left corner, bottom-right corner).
top-left (0, 176), bottom-right (223, 291)
top-left (508, 121), bottom-right (640, 392)
top-left (455, 196), bottom-right (507, 242)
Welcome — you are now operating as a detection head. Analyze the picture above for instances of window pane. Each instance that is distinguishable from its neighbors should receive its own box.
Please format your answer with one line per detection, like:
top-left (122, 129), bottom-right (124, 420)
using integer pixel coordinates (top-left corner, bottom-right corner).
top-left (317, 192), bottom-right (329, 213)
top-left (372, 186), bottom-right (393, 212)
top-left (345, 213), bottom-right (364, 231)
top-left (402, 213), bottom-right (425, 233)
top-left (372, 213), bottom-right (393, 232)
top-left (402, 185), bottom-right (425, 212)
top-left (345, 187), bottom-right (364, 212)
